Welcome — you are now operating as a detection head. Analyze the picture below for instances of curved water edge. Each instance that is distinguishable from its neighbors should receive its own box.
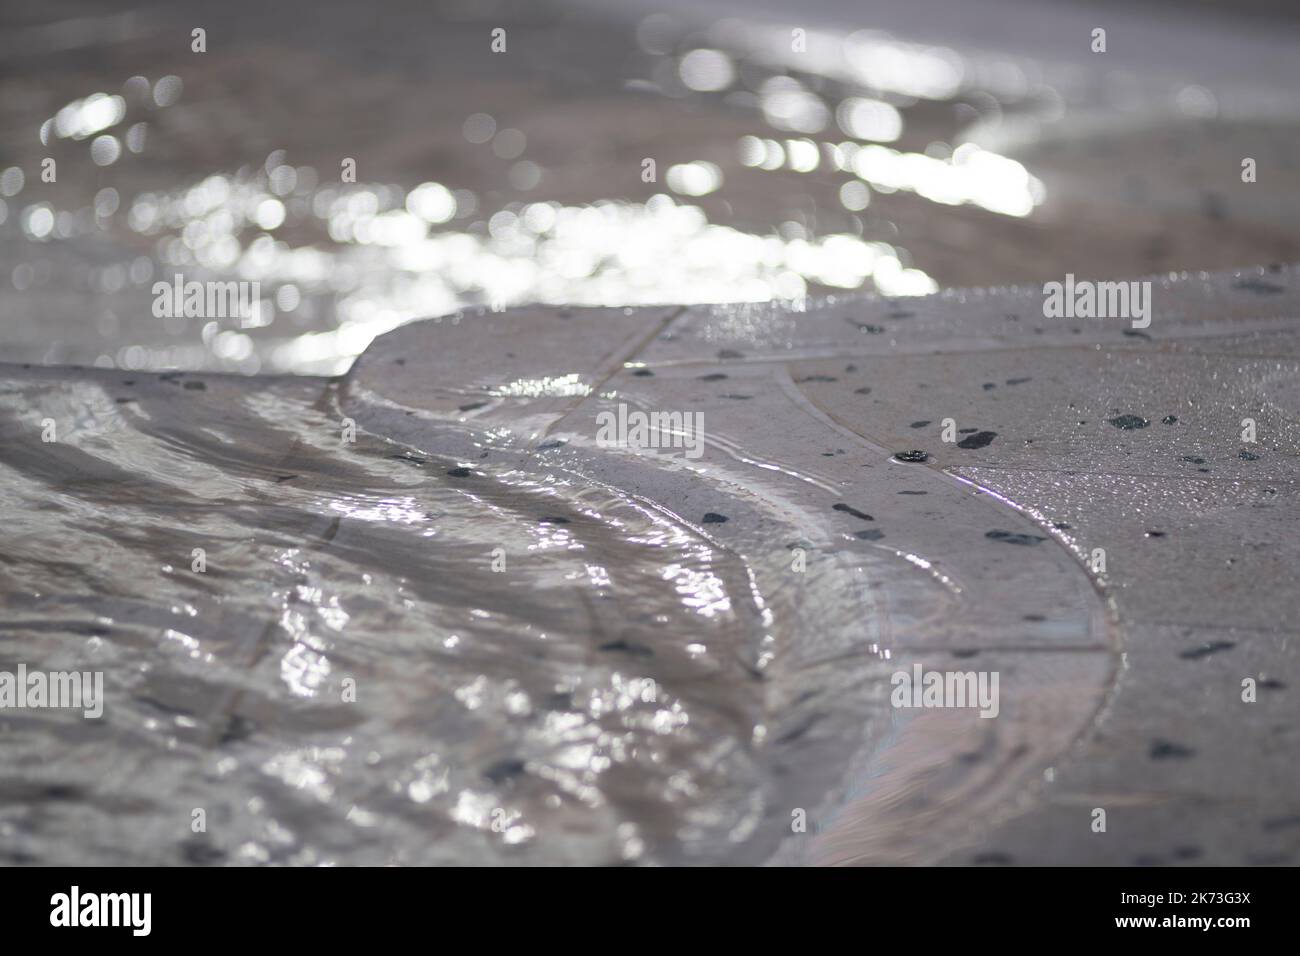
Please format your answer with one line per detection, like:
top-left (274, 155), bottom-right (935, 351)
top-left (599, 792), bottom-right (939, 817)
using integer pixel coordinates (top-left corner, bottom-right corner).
top-left (0, 362), bottom-right (892, 864)
top-left (338, 304), bottom-right (1120, 864)
top-left (0, 328), bottom-right (1114, 864)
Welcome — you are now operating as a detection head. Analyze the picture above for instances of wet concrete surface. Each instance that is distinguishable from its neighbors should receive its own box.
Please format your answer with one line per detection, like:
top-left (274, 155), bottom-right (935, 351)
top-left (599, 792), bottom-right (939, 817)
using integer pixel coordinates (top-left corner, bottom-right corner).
top-left (2, 271), bottom-right (1297, 864)
top-left (2, 0), bottom-right (1299, 865)
top-left (330, 263), bottom-right (1298, 864)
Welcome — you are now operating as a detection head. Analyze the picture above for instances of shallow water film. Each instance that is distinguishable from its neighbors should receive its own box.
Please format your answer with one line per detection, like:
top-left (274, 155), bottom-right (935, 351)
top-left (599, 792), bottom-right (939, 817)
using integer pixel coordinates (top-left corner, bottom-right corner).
top-left (2, 0), bottom-right (1300, 877)
top-left (1, 368), bottom-right (865, 864)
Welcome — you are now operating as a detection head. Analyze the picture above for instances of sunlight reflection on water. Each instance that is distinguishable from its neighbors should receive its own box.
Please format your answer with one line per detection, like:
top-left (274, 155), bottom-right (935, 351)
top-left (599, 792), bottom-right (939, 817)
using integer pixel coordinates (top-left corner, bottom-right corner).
top-left (3, 14), bottom-right (1058, 375)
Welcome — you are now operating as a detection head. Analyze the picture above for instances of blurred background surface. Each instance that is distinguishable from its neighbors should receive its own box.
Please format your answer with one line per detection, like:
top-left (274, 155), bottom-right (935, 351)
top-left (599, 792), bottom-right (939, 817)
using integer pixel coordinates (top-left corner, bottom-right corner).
top-left (1, 0), bottom-right (1298, 373)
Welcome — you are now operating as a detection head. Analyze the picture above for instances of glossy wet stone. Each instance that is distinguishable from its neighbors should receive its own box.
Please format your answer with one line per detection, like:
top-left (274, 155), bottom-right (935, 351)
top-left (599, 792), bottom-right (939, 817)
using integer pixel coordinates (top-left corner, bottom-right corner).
top-left (957, 430), bottom-right (998, 450)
